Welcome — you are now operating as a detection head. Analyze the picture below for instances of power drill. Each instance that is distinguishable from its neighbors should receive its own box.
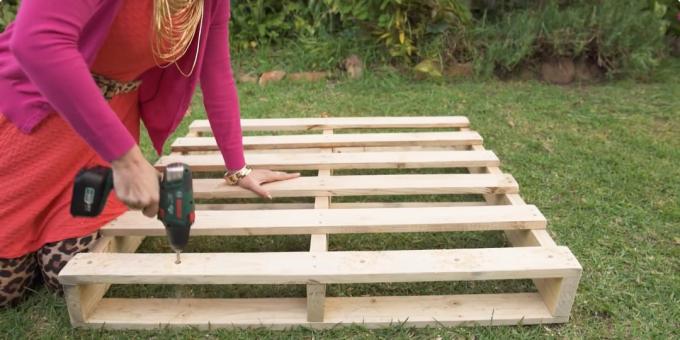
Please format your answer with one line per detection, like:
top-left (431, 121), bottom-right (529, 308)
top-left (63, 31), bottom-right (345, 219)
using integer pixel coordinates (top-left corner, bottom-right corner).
top-left (70, 162), bottom-right (195, 264)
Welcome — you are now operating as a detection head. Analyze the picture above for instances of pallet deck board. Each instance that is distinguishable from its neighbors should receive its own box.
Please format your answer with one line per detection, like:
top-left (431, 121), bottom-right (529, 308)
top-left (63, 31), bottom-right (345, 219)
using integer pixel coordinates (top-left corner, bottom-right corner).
top-left (173, 131), bottom-right (483, 152)
top-left (156, 150), bottom-right (500, 171)
top-left (191, 173), bottom-right (519, 199)
top-left (84, 293), bottom-right (562, 330)
top-left (101, 205), bottom-right (547, 236)
top-left (190, 116), bottom-right (470, 133)
top-left (59, 247), bottom-right (580, 285)
top-left (59, 116), bottom-right (581, 329)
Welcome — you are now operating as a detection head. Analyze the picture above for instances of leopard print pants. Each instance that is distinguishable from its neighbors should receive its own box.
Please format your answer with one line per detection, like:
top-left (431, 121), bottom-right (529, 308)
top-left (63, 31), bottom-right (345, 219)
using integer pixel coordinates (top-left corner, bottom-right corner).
top-left (0, 231), bottom-right (99, 307)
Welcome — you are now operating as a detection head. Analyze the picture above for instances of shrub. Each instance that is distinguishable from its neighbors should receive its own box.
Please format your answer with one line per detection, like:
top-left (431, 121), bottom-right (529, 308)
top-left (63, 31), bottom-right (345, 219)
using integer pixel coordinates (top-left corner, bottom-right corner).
top-left (0, 0), bottom-right (19, 32)
top-left (229, 0), bottom-right (472, 64)
top-left (469, 0), bottom-right (670, 78)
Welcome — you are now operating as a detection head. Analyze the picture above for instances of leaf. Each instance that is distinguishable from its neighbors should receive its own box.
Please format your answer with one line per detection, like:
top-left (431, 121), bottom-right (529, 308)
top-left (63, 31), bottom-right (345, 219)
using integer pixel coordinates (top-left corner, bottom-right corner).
top-left (414, 59), bottom-right (443, 77)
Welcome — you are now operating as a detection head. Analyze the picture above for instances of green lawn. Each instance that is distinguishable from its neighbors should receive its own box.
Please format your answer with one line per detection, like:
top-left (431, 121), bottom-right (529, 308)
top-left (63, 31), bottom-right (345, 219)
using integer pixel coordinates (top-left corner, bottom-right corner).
top-left (2, 59), bottom-right (678, 339)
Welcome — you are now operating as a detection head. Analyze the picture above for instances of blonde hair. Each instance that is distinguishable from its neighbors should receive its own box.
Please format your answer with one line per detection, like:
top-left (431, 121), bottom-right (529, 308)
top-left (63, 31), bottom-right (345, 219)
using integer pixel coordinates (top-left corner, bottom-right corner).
top-left (152, 0), bottom-right (204, 76)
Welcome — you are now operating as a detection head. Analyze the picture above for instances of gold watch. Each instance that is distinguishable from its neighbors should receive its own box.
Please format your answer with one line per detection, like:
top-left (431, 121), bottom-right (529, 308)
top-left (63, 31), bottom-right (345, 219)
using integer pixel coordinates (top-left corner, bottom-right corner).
top-left (224, 165), bottom-right (252, 185)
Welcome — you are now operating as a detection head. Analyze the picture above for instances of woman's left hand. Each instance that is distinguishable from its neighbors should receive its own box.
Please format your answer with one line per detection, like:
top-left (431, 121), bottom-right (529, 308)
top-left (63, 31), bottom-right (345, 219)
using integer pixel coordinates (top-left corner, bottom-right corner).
top-left (236, 169), bottom-right (300, 199)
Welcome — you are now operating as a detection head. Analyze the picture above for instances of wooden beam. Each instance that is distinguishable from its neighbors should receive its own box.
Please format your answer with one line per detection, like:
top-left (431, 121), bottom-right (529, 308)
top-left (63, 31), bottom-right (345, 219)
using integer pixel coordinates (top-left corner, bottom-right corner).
top-left (238, 146), bottom-right (455, 154)
top-left (58, 247), bottom-right (580, 285)
top-left (191, 173), bottom-right (519, 199)
top-left (190, 116), bottom-right (470, 133)
top-left (194, 202), bottom-right (487, 211)
top-left (101, 205), bottom-right (547, 237)
top-left (307, 128), bottom-right (332, 322)
top-left (77, 293), bottom-right (566, 329)
top-left (460, 127), bottom-right (581, 318)
top-left (155, 150), bottom-right (500, 172)
top-left (172, 131), bottom-right (483, 152)
top-left (61, 236), bottom-right (144, 326)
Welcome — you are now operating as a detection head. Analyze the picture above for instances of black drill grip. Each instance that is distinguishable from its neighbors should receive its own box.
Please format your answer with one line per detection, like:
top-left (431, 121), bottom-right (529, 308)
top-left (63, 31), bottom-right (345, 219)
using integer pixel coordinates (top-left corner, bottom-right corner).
top-left (70, 166), bottom-right (113, 217)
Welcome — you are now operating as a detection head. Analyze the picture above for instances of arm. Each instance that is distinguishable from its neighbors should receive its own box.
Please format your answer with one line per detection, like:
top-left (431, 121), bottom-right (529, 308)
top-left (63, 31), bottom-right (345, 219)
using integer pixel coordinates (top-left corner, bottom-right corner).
top-left (200, 1), bottom-right (299, 199)
top-left (200, 0), bottom-right (246, 171)
top-left (9, 0), bottom-right (135, 162)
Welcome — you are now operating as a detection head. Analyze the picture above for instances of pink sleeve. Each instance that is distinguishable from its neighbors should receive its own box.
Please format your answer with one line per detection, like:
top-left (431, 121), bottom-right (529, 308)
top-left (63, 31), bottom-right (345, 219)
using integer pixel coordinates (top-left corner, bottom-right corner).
top-left (200, 0), bottom-right (246, 171)
top-left (9, 0), bottom-right (135, 162)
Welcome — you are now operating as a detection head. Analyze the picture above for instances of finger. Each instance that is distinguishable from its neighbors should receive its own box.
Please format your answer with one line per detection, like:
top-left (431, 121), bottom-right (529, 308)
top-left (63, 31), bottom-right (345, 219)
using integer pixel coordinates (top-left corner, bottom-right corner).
top-left (125, 198), bottom-right (145, 210)
top-left (242, 180), bottom-right (272, 200)
top-left (263, 171), bottom-right (301, 184)
top-left (280, 172), bottom-right (301, 180)
top-left (142, 202), bottom-right (158, 218)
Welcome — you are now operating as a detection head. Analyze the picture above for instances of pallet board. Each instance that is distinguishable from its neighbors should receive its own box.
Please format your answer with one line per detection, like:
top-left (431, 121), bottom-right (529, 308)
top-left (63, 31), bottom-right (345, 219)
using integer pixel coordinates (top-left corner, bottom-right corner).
top-left (156, 150), bottom-right (500, 171)
top-left (100, 205), bottom-right (547, 236)
top-left (59, 116), bottom-right (581, 329)
top-left (173, 131), bottom-right (484, 152)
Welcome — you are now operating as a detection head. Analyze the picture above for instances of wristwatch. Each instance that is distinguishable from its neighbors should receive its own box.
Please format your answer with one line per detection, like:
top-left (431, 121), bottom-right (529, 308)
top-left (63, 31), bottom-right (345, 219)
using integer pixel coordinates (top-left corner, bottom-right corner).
top-left (224, 165), bottom-right (252, 185)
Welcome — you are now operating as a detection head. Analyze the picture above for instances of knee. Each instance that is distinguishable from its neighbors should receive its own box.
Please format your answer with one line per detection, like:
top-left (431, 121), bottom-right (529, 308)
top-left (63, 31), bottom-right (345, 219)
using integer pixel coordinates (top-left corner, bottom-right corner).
top-left (0, 258), bottom-right (38, 308)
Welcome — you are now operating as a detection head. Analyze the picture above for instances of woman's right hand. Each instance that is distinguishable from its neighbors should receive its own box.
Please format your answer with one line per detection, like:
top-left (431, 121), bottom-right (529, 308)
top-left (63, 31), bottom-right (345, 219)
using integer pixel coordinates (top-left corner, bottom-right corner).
top-left (111, 146), bottom-right (160, 218)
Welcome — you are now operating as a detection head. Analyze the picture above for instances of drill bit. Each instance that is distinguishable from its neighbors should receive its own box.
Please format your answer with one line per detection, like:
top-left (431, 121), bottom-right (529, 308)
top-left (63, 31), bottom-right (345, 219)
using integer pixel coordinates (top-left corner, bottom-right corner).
top-left (175, 250), bottom-right (182, 264)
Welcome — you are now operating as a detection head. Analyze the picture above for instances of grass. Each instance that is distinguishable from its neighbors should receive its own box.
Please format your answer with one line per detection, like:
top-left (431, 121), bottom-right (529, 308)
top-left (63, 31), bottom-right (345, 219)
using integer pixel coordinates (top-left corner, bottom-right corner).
top-left (2, 58), bottom-right (679, 339)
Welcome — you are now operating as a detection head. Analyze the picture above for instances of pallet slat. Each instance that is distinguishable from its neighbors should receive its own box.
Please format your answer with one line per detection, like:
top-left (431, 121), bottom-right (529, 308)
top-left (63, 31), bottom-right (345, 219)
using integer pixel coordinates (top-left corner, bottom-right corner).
top-left (81, 293), bottom-right (564, 329)
top-left (190, 116), bottom-right (470, 133)
top-left (101, 205), bottom-right (546, 236)
top-left (192, 173), bottom-right (519, 199)
top-left (156, 150), bottom-right (500, 171)
top-left (173, 131), bottom-right (483, 152)
top-left (59, 247), bottom-right (580, 285)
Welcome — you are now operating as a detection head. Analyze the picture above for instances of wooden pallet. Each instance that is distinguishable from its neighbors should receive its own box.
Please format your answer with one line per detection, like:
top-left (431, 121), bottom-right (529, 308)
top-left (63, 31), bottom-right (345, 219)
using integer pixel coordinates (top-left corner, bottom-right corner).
top-left (59, 116), bottom-right (581, 330)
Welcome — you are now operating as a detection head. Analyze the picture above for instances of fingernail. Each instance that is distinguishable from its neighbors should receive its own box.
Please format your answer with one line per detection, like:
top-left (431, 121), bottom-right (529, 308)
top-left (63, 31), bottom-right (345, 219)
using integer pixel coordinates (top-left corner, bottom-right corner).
top-left (267, 195), bottom-right (273, 200)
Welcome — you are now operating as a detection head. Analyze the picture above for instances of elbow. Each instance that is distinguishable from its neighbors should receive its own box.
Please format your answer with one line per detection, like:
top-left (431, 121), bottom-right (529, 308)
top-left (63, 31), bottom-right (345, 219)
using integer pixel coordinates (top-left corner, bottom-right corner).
top-left (8, 31), bottom-right (38, 66)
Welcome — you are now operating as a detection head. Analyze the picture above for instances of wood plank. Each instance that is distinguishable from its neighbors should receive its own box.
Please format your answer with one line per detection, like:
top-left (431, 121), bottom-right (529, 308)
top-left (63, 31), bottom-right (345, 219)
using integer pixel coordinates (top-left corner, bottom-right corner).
top-left (101, 205), bottom-right (547, 237)
top-left (62, 236), bottom-right (144, 326)
top-left (211, 146), bottom-right (454, 154)
top-left (58, 247), bottom-right (580, 285)
top-left (79, 293), bottom-right (566, 329)
top-left (331, 202), bottom-right (488, 208)
top-left (460, 127), bottom-right (581, 319)
top-left (192, 173), bottom-right (519, 199)
top-left (190, 116), bottom-right (470, 133)
top-left (307, 129), bottom-right (332, 322)
top-left (172, 131), bottom-right (483, 152)
top-left (155, 150), bottom-right (500, 171)
top-left (194, 202), bottom-right (486, 211)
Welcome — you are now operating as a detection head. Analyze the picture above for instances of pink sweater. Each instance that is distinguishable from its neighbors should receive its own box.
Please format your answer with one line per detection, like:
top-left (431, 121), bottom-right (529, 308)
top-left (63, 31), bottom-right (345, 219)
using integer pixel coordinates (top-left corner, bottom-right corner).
top-left (0, 0), bottom-right (245, 170)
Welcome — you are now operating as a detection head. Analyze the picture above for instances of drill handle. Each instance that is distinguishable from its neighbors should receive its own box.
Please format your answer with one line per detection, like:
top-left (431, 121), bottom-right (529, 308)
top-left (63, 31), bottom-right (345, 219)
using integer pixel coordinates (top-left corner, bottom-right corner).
top-left (70, 166), bottom-right (114, 217)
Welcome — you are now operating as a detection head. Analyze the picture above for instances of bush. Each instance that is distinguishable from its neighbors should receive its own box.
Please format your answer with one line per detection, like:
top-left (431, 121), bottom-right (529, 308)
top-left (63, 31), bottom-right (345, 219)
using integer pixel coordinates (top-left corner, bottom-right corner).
top-left (0, 0), bottom-right (674, 77)
top-left (229, 0), bottom-right (472, 64)
top-left (469, 0), bottom-right (670, 78)
top-left (0, 0), bottom-right (18, 32)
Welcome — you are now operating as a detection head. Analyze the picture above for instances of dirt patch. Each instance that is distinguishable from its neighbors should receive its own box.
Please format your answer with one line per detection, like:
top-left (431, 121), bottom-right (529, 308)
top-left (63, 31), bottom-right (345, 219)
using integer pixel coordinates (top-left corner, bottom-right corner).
top-left (541, 57), bottom-right (576, 85)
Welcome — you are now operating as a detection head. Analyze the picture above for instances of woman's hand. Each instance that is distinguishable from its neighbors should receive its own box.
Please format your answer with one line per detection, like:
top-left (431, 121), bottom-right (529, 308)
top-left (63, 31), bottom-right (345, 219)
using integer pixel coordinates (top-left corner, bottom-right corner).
top-left (111, 146), bottom-right (160, 217)
top-left (237, 169), bottom-right (300, 199)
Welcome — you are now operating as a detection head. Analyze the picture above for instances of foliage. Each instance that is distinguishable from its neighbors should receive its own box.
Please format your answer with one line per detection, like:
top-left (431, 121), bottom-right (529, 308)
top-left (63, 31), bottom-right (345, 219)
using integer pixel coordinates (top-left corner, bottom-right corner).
top-left (470, 0), bottom-right (670, 78)
top-left (229, 0), bottom-right (472, 63)
top-left (330, 0), bottom-right (471, 61)
top-left (0, 0), bottom-right (674, 76)
top-left (3, 57), bottom-right (680, 340)
top-left (0, 0), bottom-right (19, 32)
top-left (648, 0), bottom-right (680, 35)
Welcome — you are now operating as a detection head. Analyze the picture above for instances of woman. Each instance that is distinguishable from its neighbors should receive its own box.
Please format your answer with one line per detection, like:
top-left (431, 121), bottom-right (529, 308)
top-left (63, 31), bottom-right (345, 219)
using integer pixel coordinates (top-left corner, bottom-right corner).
top-left (0, 0), bottom-right (297, 307)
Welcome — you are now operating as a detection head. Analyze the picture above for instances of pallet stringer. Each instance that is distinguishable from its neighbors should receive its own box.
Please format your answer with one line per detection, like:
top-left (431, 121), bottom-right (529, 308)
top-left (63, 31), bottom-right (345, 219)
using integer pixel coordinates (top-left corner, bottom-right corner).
top-left (306, 128), bottom-right (332, 322)
top-left (63, 235), bottom-right (144, 326)
top-left (459, 127), bottom-right (581, 318)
